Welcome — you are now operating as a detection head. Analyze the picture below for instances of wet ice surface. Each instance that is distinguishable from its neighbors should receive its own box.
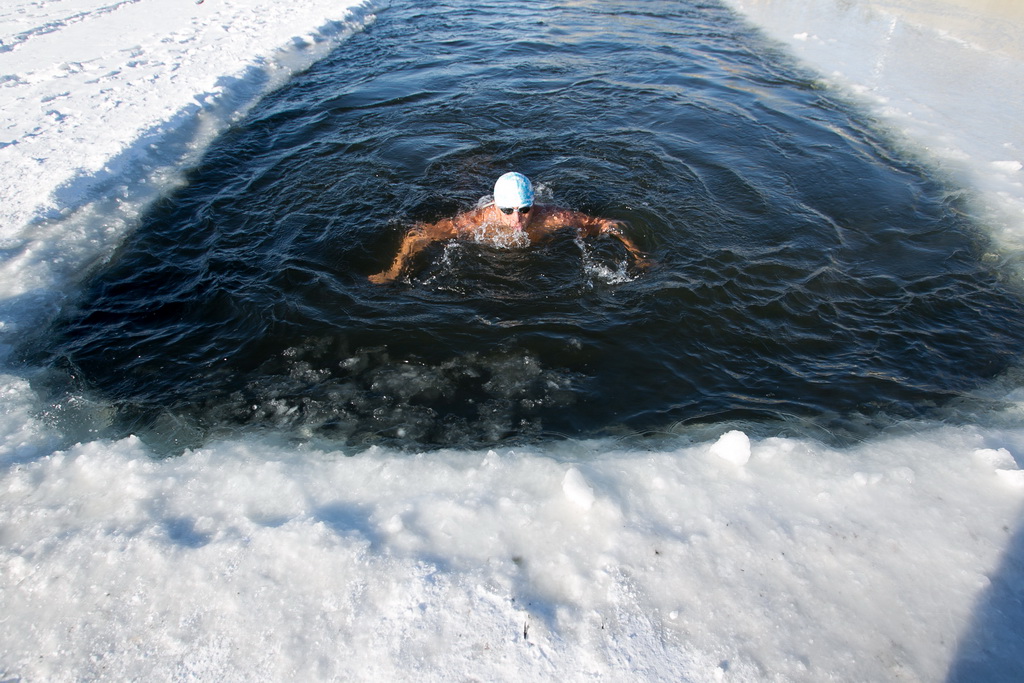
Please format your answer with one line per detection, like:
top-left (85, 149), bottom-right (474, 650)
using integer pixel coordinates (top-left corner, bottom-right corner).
top-left (2, 0), bottom-right (1024, 681)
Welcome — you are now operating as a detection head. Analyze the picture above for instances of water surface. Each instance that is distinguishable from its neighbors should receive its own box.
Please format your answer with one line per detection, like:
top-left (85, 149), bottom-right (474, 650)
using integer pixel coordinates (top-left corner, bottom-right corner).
top-left (32, 0), bottom-right (1024, 451)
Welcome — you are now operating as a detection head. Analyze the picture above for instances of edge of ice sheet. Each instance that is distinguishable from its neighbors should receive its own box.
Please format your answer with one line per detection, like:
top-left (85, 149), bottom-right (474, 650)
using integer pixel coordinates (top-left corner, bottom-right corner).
top-left (0, 0), bottom-right (375, 311)
top-left (723, 0), bottom-right (1024, 254)
top-left (2, 428), bottom-right (1024, 680)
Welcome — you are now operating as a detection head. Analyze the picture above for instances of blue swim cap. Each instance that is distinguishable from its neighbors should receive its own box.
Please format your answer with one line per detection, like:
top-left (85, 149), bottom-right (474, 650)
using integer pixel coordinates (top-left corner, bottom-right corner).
top-left (494, 172), bottom-right (534, 208)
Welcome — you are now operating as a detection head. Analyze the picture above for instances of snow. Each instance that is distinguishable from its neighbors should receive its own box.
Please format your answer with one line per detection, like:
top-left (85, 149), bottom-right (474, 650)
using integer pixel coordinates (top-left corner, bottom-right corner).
top-left (2, 0), bottom-right (1024, 680)
top-left (0, 0), bottom-right (373, 306)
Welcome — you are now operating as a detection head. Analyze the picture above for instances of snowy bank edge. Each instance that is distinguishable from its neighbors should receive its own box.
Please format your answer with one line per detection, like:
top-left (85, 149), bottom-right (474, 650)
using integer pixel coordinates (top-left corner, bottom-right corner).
top-left (0, 0), bottom-right (377, 309)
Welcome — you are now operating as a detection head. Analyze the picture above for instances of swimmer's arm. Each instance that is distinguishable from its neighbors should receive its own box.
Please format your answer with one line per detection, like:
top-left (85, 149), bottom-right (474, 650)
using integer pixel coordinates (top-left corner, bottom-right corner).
top-left (368, 222), bottom-right (456, 283)
top-left (567, 211), bottom-right (651, 268)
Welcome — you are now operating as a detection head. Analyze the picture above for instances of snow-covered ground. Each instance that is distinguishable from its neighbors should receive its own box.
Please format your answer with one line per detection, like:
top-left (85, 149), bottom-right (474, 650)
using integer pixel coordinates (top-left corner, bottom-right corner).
top-left (2, 0), bottom-right (1024, 680)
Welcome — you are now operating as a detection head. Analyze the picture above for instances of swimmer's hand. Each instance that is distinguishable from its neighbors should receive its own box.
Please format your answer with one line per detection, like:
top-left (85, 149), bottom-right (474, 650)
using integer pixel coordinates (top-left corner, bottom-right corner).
top-left (600, 221), bottom-right (651, 269)
top-left (368, 271), bottom-right (396, 284)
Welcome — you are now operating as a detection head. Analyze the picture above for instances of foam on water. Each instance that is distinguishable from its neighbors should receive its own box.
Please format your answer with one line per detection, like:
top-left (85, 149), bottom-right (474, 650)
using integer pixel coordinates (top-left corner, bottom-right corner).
top-left (465, 221), bottom-right (534, 250)
top-left (3, 0), bottom-right (1024, 681)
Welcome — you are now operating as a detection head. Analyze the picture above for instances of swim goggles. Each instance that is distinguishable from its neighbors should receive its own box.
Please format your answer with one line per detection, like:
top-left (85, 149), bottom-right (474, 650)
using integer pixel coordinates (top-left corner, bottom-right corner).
top-left (499, 206), bottom-right (532, 215)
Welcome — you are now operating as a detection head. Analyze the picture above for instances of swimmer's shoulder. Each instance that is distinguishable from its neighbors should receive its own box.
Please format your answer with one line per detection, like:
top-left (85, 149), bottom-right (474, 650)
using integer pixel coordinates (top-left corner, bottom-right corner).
top-left (534, 204), bottom-right (588, 227)
top-left (450, 205), bottom-right (495, 234)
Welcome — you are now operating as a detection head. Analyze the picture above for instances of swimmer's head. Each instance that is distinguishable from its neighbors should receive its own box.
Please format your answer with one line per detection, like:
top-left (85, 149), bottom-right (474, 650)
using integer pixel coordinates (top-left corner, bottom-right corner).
top-left (494, 172), bottom-right (534, 210)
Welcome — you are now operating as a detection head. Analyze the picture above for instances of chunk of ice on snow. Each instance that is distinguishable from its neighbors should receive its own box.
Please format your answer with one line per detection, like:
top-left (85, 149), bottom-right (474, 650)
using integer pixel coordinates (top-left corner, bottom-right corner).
top-left (991, 160), bottom-right (1022, 173)
top-left (996, 469), bottom-right (1024, 488)
top-left (710, 430), bottom-right (751, 465)
top-left (974, 447), bottom-right (1017, 469)
top-left (562, 467), bottom-right (595, 509)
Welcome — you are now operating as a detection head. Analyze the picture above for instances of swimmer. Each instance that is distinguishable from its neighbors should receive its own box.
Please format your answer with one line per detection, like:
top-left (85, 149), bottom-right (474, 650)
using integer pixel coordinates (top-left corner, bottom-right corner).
top-left (368, 172), bottom-right (650, 283)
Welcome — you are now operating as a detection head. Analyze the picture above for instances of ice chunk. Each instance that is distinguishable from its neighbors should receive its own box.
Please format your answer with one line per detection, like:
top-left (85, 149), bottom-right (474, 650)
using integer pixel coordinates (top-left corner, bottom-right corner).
top-left (996, 469), bottom-right (1024, 488)
top-left (383, 514), bottom-right (405, 534)
top-left (889, 467), bottom-right (916, 484)
top-left (710, 430), bottom-right (751, 465)
top-left (974, 447), bottom-right (1017, 470)
top-left (991, 160), bottom-right (1022, 173)
top-left (562, 467), bottom-right (595, 510)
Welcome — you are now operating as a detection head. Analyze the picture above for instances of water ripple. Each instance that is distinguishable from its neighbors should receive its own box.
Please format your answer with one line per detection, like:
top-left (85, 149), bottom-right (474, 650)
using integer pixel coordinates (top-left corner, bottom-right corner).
top-left (27, 0), bottom-right (1024, 452)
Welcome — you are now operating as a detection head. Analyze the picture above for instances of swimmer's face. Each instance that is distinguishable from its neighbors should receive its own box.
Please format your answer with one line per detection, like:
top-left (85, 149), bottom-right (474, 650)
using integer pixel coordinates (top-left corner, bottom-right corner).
top-left (497, 204), bottom-right (533, 230)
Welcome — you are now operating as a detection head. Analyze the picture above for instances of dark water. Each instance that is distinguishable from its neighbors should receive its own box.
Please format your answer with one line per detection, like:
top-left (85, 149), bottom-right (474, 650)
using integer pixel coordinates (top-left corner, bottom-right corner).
top-left (29, 0), bottom-right (1024, 451)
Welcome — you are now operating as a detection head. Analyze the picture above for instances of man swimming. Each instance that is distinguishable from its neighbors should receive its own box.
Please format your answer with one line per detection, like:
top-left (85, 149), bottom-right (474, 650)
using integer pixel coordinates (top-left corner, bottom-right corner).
top-left (368, 172), bottom-right (649, 283)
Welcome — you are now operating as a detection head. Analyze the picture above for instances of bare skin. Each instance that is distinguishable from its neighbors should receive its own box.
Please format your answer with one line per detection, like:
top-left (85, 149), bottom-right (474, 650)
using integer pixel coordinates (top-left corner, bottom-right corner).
top-left (369, 203), bottom-right (649, 283)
